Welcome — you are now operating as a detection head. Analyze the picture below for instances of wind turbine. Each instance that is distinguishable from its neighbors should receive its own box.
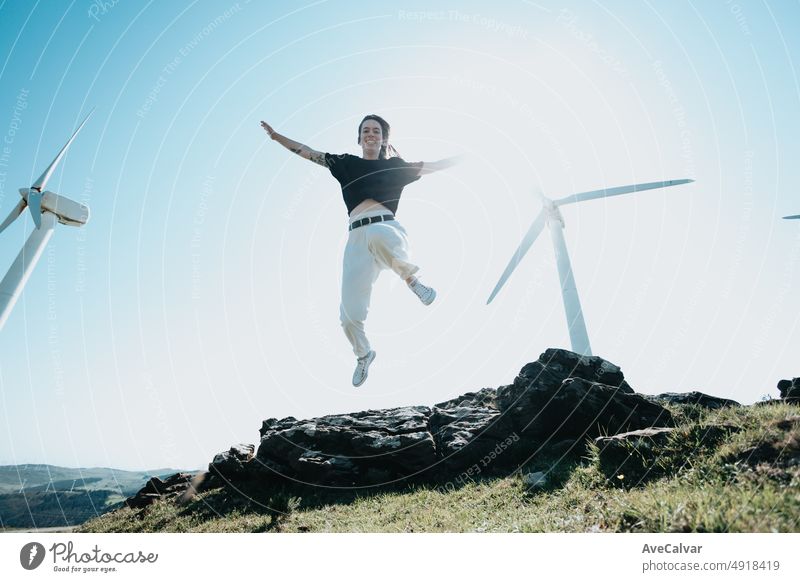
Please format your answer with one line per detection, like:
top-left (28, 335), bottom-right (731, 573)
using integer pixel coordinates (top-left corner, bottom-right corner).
top-left (0, 111), bottom-right (93, 331)
top-left (784, 214), bottom-right (800, 220)
top-left (487, 178), bottom-right (694, 356)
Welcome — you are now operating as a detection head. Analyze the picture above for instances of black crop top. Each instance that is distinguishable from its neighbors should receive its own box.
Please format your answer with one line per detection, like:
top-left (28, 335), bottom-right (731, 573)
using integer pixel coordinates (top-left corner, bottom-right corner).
top-left (324, 152), bottom-right (424, 216)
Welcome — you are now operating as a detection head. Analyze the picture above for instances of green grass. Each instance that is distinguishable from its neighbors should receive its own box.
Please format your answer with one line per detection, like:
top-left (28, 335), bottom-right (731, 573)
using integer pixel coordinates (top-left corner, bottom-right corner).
top-left (78, 401), bottom-right (800, 533)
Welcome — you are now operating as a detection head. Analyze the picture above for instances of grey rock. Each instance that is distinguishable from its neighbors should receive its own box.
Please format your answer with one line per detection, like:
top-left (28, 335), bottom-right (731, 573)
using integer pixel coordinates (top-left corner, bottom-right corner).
top-left (498, 352), bottom-right (672, 441)
top-left (777, 378), bottom-right (800, 401)
top-left (596, 426), bottom-right (675, 447)
top-left (428, 402), bottom-right (517, 473)
top-left (594, 427), bottom-right (676, 485)
top-left (209, 443), bottom-right (254, 479)
top-left (646, 391), bottom-right (740, 409)
top-left (125, 472), bottom-right (202, 509)
top-left (511, 348), bottom-right (633, 394)
top-left (253, 406), bottom-right (437, 486)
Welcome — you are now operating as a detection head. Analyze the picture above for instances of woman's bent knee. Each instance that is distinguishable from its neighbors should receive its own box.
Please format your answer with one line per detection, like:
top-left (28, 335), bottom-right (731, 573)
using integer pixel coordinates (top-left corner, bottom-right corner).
top-left (340, 305), bottom-right (366, 327)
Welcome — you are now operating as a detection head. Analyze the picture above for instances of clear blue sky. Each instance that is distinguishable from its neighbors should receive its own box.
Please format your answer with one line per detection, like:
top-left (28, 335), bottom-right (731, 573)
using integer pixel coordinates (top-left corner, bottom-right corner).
top-left (0, 0), bottom-right (798, 471)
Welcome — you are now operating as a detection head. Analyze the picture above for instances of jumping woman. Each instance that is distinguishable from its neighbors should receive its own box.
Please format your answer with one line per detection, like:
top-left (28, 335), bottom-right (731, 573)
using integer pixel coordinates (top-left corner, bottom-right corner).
top-left (260, 114), bottom-right (462, 386)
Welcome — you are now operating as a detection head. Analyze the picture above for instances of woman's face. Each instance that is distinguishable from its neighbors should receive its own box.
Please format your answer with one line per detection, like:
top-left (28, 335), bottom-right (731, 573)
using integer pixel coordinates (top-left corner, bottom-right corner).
top-left (359, 119), bottom-right (385, 155)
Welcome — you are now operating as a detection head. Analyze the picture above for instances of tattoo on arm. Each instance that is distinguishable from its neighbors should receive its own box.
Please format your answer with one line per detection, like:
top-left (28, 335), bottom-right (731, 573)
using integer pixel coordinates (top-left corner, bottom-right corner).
top-left (286, 144), bottom-right (328, 167)
top-left (309, 151), bottom-right (328, 167)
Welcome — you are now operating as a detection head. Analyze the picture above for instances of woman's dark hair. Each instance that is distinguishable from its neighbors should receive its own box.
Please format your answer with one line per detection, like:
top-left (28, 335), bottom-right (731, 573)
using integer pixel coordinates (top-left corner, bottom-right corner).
top-left (357, 114), bottom-right (402, 159)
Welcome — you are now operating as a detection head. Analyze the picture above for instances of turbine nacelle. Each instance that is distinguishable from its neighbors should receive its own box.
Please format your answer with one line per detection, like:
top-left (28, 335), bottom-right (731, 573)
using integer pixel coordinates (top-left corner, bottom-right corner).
top-left (18, 188), bottom-right (89, 227)
top-left (540, 196), bottom-right (564, 228)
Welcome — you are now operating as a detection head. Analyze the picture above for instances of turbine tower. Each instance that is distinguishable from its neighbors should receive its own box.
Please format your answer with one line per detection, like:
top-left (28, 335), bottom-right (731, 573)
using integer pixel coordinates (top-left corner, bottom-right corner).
top-left (487, 178), bottom-right (694, 356)
top-left (0, 111), bottom-right (93, 331)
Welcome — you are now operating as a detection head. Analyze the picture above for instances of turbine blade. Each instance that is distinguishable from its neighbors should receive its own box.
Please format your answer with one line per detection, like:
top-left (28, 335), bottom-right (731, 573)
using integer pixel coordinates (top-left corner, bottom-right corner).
top-left (0, 199), bottom-right (26, 234)
top-left (487, 210), bottom-right (547, 304)
top-left (27, 191), bottom-right (42, 229)
top-left (783, 214), bottom-right (800, 220)
top-left (554, 179), bottom-right (694, 207)
top-left (31, 108), bottom-right (94, 192)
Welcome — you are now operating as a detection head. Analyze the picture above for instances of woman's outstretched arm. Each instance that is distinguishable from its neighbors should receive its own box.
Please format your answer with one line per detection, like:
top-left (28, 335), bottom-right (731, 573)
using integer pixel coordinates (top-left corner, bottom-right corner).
top-left (418, 153), bottom-right (466, 175)
top-left (260, 121), bottom-right (328, 167)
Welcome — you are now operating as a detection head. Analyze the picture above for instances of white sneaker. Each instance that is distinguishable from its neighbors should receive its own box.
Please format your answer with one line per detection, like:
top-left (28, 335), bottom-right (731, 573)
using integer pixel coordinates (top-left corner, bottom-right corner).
top-left (352, 350), bottom-right (376, 387)
top-left (408, 279), bottom-right (436, 306)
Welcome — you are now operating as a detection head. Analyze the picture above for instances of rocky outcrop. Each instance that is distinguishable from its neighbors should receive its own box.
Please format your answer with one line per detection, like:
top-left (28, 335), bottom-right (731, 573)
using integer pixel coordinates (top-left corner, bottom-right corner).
top-left (127, 348), bottom-right (771, 508)
top-left (235, 349), bottom-right (673, 488)
top-left (125, 472), bottom-right (204, 509)
top-left (495, 349), bottom-right (669, 442)
top-left (209, 444), bottom-right (255, 480)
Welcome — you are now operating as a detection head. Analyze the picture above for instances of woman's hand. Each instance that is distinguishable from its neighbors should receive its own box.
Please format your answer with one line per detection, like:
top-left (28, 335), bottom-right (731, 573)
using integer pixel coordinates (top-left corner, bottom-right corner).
top-left (260, 120), bottom-right (277, 139)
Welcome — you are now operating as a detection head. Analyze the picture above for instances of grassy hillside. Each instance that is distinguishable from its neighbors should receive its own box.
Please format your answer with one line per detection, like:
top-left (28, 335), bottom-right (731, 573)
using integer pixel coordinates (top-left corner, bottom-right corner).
top-left (80, 400), bottom-right (800, 533)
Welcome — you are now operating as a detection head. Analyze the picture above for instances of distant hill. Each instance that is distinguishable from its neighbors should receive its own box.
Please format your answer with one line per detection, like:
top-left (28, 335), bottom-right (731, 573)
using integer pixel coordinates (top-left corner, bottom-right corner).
top-left (0, 464), bottom-right (195, 529)
top-left (0, 464), bottom-right (180, 495)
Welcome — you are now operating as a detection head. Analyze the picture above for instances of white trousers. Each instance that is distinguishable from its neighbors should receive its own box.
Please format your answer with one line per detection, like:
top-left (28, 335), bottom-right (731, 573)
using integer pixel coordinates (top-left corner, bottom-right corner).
top-left (340, 208), bottom-right (420, 358)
